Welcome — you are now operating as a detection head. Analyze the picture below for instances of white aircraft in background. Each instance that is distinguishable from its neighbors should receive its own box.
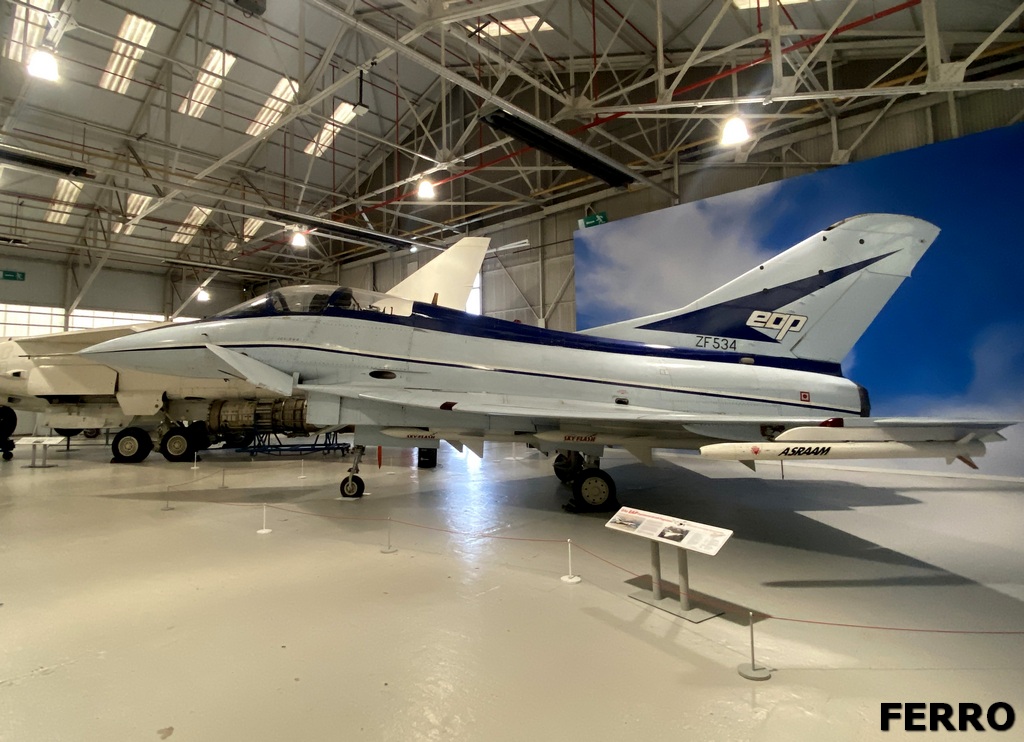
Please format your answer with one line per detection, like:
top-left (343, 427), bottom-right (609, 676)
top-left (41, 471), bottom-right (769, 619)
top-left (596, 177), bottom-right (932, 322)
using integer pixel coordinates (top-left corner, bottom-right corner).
top-left (82, 215), bottom-right (1013, 511)
top-left (0, 237), bottom-right (489, 464)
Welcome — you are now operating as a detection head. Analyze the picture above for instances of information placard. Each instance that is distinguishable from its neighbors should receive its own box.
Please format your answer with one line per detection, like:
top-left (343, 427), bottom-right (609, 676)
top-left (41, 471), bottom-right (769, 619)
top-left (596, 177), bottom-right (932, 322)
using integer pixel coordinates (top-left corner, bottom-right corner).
top-left (605, 506), bottom-right (733, 556)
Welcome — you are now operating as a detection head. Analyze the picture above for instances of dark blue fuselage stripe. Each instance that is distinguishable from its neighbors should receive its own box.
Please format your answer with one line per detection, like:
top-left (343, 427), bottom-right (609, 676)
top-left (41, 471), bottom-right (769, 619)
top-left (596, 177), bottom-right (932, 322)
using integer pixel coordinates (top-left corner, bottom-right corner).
top-left (198, 301), bottom-right (845, 377)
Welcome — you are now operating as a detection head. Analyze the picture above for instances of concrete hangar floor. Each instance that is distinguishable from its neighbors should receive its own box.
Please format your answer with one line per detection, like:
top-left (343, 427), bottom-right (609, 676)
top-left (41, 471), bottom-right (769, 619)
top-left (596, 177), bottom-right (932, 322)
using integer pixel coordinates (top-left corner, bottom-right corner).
top-left (2, 439), bottom-right (1022, 741)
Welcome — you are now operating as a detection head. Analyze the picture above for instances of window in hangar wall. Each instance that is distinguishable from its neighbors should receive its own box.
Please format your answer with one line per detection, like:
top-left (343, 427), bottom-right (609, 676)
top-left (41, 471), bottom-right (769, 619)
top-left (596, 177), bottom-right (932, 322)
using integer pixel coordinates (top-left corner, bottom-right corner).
top-left (0, 304), bottom-right (198, 337)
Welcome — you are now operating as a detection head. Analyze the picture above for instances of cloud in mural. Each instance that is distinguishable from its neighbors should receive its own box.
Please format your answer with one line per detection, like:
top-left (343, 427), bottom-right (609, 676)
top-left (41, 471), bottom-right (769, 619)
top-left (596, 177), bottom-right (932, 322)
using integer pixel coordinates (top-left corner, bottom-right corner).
top-left (575, 182), bottom-right (785, 329)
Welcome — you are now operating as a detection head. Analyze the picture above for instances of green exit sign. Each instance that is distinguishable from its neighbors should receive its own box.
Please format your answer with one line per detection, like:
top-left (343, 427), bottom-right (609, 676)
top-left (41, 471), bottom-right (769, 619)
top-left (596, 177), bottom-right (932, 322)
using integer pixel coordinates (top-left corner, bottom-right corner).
top-left (578, 211), bottom-right (609, 229)
top-left (2, 270), bottom-right (25, 281)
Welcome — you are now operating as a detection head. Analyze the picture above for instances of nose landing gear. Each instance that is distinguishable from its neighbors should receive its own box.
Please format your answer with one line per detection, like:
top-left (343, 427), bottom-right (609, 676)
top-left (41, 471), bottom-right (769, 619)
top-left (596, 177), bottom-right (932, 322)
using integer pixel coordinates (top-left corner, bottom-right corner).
top-left (340, 444), bottom-right (366, 498)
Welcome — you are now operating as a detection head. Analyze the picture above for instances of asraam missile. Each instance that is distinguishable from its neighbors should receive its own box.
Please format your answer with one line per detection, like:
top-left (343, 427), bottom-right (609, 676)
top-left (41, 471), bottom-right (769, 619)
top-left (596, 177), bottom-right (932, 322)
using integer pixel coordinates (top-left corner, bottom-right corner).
top-left (699, 440), bottom-right (987, 462)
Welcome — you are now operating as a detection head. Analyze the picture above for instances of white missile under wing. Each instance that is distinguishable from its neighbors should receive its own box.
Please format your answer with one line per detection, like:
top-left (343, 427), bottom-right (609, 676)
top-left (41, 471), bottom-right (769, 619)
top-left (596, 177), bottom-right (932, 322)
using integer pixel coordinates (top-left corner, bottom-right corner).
top-left (81, 215), bottom-right (1014, 511)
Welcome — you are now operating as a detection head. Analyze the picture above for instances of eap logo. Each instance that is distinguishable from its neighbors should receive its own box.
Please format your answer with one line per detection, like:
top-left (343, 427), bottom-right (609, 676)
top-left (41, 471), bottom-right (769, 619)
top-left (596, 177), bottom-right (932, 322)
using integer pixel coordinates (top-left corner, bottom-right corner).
top-left (746, 310), bottom-right (807, 341)
top-left (881, 702), bottom-right (1015, 732)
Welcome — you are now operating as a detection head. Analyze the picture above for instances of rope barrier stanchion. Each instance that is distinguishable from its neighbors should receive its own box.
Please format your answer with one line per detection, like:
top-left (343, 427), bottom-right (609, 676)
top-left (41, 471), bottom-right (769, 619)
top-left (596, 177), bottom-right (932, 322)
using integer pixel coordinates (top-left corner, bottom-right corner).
top-left (191, 452), bottom-right (199, 471)
top-left (219, 469), bottom-right (227, 489)
top-left (299, 459), bottom-right (306, 480)
top-left (561, 539), bottom-right (582, 583)
top-left (380, 516), bottom-right (397, 554)
top-left (185, 500), bottom-right (1024, 639)
top-left (738, 610), bottom-right (772, 681)
top-left (257, 503), bottom-right (272, 535)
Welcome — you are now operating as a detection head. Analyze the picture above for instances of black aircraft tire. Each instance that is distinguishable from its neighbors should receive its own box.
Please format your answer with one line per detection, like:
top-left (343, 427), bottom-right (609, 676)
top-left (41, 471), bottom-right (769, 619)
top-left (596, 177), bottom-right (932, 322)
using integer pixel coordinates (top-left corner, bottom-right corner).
top-left (2, 449), bottom-right (12, 462)
top-left (553, 452), bottom-right (583, 484)
top-left (570, 469), bottom-right (619, 512)
top-left (160, 427), bottom-right (194, 462)
top-left (0, 406), bottom-right (17, 439)
top-left (112, 427), bottom-right (153, 463)
top-left (340, 475), bottom-right (365, 498)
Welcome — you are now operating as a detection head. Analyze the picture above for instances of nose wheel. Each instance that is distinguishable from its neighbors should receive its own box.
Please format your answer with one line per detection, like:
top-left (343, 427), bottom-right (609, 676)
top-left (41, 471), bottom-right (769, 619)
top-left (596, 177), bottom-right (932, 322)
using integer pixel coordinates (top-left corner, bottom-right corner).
top-left (340, 445), bottom-right (367, 498)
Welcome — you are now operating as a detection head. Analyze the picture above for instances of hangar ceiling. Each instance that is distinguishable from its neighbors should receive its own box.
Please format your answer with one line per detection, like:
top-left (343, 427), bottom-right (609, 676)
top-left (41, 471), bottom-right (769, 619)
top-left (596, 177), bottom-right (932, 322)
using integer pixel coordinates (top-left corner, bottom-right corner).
top-left (1, 0), bottom-right (1022, 297)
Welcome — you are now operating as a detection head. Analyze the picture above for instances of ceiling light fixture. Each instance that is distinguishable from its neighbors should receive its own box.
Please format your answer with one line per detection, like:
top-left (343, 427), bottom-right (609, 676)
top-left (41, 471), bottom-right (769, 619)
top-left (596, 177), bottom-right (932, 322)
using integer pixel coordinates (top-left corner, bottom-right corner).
top-left (27, 47), bottom-right (59, 81)
top-left (416, 179), bottom-right (436, 199)
top-left (290, 229), bottom-right (308, 248)
top-left (197, 289), bottom-right (211, 302)
top-left (721, 115), bottom-right (751, 146)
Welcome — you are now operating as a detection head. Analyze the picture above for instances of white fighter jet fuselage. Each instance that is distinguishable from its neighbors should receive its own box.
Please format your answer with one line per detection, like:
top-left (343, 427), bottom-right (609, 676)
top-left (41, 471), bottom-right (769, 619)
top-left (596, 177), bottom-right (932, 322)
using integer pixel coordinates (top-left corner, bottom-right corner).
top-left (81, 215), bottom-right (1012, 510)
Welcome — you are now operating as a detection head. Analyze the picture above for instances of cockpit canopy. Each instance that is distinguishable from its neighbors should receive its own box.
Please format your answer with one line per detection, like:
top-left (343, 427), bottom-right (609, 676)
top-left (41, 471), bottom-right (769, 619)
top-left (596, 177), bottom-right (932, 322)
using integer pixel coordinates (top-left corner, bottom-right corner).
top-left (213, 284), bottom-right (411, 320)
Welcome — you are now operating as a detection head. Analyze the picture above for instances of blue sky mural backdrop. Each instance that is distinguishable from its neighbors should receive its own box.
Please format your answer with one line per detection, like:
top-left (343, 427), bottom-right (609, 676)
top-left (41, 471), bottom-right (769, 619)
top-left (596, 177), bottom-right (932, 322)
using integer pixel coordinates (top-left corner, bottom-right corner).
top-left (575, 123), bottom-right (1024, 474)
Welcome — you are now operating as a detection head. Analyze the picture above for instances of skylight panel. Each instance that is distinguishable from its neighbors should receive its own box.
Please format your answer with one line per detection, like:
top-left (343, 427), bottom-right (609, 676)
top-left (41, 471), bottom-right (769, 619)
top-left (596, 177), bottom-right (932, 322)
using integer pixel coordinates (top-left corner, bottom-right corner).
top-left (44, 178), bottom-right (83, 224)
top-left (470, 16), bottom-right (553, 37)
top-left (225, 216), bottom-right (265, 251)
top-left (179, 49), bottom-right (236, 119)
top-left (246, 77), bottom-right (298, 137)
top-left (4, 0), bottom-right (55, 63)
top-left (242, 217), bottom-right (265, 240)
top-left (171, 205), bottom-right (211, 244)
top-left (99, 13), bottom-right (156, 95)
top-left (731, 0), bottom-right (815, 7)
top-left (112, 192), bottom-right (152, 235)
top-left (304, 101), bottom-right (356, 157)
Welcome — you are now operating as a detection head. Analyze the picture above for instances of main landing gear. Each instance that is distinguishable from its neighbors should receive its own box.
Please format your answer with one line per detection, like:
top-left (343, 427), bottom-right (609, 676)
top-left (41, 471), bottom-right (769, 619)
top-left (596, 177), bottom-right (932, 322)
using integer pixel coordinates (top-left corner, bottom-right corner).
top-left (111, 427), bottom-right (153, 463)
top-left (555, 451), bottom-right (620, 513)
top-left (340, 444), bottom-right (366, 498)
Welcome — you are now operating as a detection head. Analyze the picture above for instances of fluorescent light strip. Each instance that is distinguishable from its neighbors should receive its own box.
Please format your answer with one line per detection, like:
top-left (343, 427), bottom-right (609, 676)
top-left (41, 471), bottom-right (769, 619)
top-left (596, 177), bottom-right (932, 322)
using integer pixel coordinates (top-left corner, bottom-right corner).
top-left (470, 16), bottom-right (553, 37)
top-left (304, 101), bottom-right (356, 156)
top-left (179, 49), bottom-right (237, 119)
top-left (99, 14), bottom-right (156, 95)
top-left (44, 178), bottom-right (83, 224)
top-left (246, 77), bottom-right (298, 137)
top-left (112, 192), bottom-right (153, 235)
top-left (224, 240), bottom-right (238, 252)
top-left (171, 205), bottom-right (211, 244)
top-left (3, 0), bottom-right (54, 63)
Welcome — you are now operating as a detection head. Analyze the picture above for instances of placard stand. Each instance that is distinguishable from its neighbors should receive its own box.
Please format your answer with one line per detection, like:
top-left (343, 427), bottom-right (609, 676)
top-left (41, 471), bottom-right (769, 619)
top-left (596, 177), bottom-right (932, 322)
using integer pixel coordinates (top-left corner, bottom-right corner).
top-left (630, 541), bottom-right (723, 623)
top-left (606, 506), bottom-right (733, 624)
top-left (20, 436), bottom-right (65, 469)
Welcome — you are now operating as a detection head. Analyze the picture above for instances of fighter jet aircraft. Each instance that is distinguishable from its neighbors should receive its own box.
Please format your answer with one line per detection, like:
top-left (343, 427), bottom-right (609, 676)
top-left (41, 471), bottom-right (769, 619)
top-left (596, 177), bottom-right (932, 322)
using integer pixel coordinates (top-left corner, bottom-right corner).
top-left (1, 236), bottom-right (488, 464)
top-left (81, 215), bottom-right (1013, 511)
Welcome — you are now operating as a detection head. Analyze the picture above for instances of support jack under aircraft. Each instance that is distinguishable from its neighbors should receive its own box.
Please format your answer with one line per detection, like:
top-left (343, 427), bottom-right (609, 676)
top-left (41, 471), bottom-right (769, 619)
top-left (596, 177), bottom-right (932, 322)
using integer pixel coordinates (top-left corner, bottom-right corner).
top-left (82, 214), bottom-right (1014, 511)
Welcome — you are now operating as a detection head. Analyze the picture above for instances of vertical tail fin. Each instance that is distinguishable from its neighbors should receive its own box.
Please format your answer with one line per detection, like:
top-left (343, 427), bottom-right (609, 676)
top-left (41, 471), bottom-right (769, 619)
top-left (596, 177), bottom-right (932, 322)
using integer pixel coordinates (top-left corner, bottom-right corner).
top-left (388, 236), bottom-right (489, 310)
top-left (580, 214), bottom-right (939, 364)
